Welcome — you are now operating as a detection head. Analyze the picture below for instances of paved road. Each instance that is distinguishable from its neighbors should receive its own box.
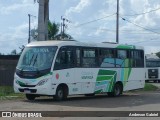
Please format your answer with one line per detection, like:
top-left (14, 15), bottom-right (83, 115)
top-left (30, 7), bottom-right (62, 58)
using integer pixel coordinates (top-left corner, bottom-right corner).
top-left (1, 89), bottom-right (160, 120)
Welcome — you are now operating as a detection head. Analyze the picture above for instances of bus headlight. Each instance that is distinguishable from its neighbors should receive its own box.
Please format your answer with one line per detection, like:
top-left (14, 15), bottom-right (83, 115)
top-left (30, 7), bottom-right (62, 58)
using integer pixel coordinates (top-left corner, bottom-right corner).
top-left (37, 79), bottom-right (48, 86)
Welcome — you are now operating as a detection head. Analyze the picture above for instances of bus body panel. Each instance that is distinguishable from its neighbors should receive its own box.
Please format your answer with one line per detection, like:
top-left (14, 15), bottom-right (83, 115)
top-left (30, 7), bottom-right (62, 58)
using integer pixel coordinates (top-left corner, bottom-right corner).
top-left (52, 67), bottom-right (144, 95)
top-left (14, 73), bottom-right (54, 95)
top-left (123, 68), bottom-right (145, 91)
top-left (14, 67), bottom-right (145, 96)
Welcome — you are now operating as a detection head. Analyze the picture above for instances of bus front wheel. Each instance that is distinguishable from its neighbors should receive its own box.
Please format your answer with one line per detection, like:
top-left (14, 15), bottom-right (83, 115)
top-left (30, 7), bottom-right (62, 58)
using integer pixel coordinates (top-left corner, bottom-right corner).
top-left (108, 83), bottom-right (122, 97)
top-left (54, 86), bottom-right (67, 101)
top-left (26, 94), bottom-right (36, 100)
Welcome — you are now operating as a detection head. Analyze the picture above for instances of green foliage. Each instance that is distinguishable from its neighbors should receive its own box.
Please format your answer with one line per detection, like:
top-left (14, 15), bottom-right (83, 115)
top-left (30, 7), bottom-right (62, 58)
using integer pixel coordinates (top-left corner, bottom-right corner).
top-left (0, 86), bottom-right (14, 96)
top-left (0, 86), bottom-right (24, 100)
top-left (54, 33), bottom-right (73, 40)
top-left (143, 83), bottom-right (159, 91)
top-left (48, 20), bottom-right (59, 40)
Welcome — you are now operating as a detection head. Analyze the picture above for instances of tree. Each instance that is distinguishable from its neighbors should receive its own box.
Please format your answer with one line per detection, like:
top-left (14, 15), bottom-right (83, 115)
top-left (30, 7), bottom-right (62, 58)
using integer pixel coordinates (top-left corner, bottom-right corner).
top-left (31, 20), bottom-right (73, 41)
top-left (54, 33), bottom-right (73, 40)
top-left (48, 20), bottom-right (59, 40)
top-left (156, 52), bottom-right (160, 58)
top-left (48, 20), bottom-right (73, 40)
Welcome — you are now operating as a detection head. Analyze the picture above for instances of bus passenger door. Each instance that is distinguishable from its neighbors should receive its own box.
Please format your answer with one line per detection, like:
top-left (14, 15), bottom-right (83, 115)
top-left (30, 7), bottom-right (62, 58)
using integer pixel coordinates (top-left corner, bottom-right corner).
top-left (76, 48), bottom-right (97, 94)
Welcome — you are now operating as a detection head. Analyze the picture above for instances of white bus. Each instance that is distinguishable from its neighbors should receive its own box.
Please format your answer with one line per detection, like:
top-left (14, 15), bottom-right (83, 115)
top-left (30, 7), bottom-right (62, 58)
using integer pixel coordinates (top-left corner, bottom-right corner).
top-left (14, 40), bottom-right (145, 101)
top-left (145, 59), bottom-right (160, 83)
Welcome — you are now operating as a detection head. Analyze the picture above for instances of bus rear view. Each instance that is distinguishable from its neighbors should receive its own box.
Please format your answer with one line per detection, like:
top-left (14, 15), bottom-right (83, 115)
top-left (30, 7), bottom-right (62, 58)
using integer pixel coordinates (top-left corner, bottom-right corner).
top-left (146, 59), bottom-right (160, 83)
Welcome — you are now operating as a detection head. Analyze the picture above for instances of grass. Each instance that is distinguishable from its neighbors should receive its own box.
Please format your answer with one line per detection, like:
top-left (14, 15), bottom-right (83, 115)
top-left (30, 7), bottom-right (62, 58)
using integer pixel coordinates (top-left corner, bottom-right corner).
top-left (143, 83), bottom-right (159, 91)
top-left (0, 86), bottom-right (24, 100)
top-left (128, 83), bottom-right (159, 93)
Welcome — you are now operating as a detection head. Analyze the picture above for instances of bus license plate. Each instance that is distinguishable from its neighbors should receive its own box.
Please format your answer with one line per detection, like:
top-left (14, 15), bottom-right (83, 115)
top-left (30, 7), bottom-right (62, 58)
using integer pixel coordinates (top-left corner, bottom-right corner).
top-left (24, 90), bottom-right (31, 93)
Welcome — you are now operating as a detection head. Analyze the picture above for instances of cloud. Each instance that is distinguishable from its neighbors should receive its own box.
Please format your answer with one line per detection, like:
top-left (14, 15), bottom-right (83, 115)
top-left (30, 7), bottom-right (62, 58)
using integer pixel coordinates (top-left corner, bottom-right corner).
top-left (0, 0), bottom-right (37, 15)
top-left (65, 0), bottom-right (91, 16)
top-left (0, 0), bottom-right (38, 54)
top-left (119, 0), bottom-right (160, 51)
top-left (145, 46), bottom-right (160, 54)
top-left (0, 23), bottom-right (29, 54)
top-left (0, 0), bottom-right (160, 54)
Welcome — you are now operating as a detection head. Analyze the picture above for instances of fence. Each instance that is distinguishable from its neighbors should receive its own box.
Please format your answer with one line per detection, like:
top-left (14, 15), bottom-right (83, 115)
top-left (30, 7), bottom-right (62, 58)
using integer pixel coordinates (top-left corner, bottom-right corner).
top-left (0, 55), bottom-right (19, 86)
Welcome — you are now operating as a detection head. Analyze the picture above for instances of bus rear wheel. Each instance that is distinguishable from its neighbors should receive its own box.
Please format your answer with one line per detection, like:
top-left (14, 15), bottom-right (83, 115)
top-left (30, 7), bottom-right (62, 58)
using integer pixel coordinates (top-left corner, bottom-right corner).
top-left (108, 83), bottom-right (122, 97)
top-left (26, 94), bottom-right (36, 100)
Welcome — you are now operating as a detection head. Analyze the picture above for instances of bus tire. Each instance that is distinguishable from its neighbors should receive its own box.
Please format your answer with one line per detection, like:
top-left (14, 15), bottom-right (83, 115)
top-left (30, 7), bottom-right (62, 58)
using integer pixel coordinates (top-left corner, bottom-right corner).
top-left (55, 86), bottom-right (66, 101)
top-left (26, 94), bottom-right (36, 100)
top-left (108, 83), bottom-right (122, 97)
top-left (154, 80), bottom-right (157, 83)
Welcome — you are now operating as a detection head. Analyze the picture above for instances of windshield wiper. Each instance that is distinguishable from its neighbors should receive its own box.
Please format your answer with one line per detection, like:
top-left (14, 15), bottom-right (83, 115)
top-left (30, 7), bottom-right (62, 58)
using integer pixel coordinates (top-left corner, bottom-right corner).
top-left (33, 54), bottom-right (38, 66)
top-left (29, 54), bottom-right (35, 66)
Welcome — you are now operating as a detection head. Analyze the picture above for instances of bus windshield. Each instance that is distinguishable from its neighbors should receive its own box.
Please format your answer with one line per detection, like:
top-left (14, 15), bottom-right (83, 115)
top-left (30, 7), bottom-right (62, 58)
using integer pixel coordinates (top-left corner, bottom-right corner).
top-left (146, 60), bottom-right (160, 67)
top-left (17, 46), bottom-right (57, 71)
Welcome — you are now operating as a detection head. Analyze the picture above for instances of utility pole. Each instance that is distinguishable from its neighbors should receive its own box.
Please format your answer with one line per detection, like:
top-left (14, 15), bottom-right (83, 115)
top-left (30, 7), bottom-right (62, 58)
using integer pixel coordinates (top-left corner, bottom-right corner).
top-left (60, 23), bottom-right (62, 37)
top-left (116, 0), bottom-right (119, 44)
top-left (61, 17), bottom-right (65, 39)
top-left (61, 16), bottom-right (71, 39)
top-left (37, 0), bottom-right (49, 41)
top-left (28, 14), bottom-right (31, 43)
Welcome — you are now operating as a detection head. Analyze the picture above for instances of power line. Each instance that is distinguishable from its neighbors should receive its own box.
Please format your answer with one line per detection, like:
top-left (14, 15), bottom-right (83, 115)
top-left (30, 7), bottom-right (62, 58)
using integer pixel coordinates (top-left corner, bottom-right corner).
top-left (80, 27), bottom-right (160, 35)
top-left (121, 7), bottom-right (160, 16)
top-left (75, 13), bottom-right (116, 27)
top-left (120, 16), bottom-right (160, 35)
top-left (132, 37), bottom-right (160, 44)
top-left (86, 27), bottom-right (160, 32)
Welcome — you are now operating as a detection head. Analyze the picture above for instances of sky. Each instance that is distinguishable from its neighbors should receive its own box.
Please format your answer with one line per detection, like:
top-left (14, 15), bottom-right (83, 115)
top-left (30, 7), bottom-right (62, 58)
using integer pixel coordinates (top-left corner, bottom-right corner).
top-left (0, 0), bottom-right (160, 54)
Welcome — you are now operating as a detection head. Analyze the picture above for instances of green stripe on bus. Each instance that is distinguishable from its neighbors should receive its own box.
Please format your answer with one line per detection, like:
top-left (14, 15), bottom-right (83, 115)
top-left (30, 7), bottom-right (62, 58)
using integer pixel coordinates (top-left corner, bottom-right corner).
top-left (108, 73), bottom-right (117, 92)
top-left (18, 81), bottom-right (25, 86)
top-left (116, 45), bottom-right (135, 49)
top-left (98, 69), bottom-right (116, 76)
top-left (97, 76), bottom-right (113, 81)
top-left (95, 89), bottom-right (102, 94)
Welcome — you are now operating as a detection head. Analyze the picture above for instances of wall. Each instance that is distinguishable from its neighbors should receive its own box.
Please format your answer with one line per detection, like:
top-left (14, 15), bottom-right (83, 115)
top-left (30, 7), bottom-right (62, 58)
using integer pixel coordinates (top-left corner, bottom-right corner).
top-left (0, 55), bottom-right (19, 86)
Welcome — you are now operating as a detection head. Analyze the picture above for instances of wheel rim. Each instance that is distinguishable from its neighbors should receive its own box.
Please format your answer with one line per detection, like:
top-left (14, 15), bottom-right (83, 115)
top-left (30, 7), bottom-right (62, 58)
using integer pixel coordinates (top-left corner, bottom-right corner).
top-left (57, 89), bottom-right (63, 99)
top-left (115, 85), bottom-right (120, 96)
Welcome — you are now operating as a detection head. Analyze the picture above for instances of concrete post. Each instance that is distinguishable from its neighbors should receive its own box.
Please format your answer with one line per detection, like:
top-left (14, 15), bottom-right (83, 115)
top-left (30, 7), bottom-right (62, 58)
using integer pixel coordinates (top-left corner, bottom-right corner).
top-left (38, 0), bottom-right (49, 41)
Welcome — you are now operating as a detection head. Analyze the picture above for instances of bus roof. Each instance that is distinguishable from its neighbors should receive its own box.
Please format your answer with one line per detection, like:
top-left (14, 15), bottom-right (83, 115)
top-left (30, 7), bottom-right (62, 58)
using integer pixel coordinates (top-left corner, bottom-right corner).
top-left (27, 40), bottom-right (144, 50)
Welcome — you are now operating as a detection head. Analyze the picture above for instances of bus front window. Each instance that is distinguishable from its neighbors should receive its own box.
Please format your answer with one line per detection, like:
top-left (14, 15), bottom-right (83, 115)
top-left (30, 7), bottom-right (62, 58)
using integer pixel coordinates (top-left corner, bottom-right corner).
top-left (16, 46), bottom-right (57, 78)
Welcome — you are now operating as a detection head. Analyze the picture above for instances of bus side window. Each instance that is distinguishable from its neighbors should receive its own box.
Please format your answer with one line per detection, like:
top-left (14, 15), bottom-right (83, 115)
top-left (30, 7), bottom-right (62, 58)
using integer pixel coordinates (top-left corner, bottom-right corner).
top-left (131, 50), bottom-right (144, 67)
top-left (116, 50), bottom-right (129, 68)
top-left (99, 49), bottom-right (115, 68)
top-left (54, 47), bottom-right (75, 70)
top-left (82, 48), bottom-right (96, 67)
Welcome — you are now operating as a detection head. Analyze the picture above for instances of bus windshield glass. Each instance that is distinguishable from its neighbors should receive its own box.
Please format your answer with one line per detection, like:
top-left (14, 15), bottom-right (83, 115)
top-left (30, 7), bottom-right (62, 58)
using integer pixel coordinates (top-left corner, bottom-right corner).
top-left (17, 46), bottom-right (57, 71)
top-left (146, 60), bottom-right (160, 67)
